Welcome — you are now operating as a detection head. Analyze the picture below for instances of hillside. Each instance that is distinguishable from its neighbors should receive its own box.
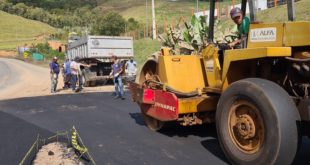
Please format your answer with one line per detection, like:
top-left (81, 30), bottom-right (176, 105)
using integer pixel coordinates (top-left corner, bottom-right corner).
top-left (97, 0), bottom-right (238, 24)
top-left (1, 0), bottom-right (310, 60)
top-left (257, 0), bottom-right (310, 22)
top-left (97, 0), bottom-right (310, 24)
top-left (0, 11), bottom-right (56, 50)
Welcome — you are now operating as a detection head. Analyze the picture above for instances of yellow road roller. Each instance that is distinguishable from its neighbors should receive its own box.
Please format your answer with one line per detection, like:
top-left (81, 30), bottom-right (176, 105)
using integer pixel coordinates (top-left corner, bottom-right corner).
top-left (130, 0), bottom-right (310, 164)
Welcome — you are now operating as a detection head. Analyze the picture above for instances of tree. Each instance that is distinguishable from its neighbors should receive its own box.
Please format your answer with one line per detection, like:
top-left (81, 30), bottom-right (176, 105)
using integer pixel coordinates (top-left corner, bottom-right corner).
top-left (12, 3), bottom-right (27, 16)
top-left (91, 12), bottom-right (126, 36)
top-left (6, 0), bottom-right (97, 10)
top-left (127, 17), bottom-right (140, 31)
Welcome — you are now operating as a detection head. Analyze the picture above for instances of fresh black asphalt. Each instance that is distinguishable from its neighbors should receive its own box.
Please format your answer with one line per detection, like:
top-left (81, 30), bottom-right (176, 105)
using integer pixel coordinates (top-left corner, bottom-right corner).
top-left (0, 92), bottom-right (310, 165)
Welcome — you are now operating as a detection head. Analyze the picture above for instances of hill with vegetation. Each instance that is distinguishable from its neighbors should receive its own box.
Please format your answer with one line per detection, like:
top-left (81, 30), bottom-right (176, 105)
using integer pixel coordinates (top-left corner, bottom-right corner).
top-left (97, 0), bottom-right (237, 24)
top-left (0, 10), bottom-right (56, 50)
top-left (1, 0), bottom-right (310, 63)
top-left (97, 0), bottom-right (310, 22)
top-left (257, 0), bottom-right (310, 22)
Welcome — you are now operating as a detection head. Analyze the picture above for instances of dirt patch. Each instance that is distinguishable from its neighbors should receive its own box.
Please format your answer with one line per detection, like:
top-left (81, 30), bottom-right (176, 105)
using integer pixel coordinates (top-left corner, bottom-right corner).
top-left (0, 51), bottom-right (16, 58)
top-left (32, 142), bottom-right (84, 165)
top-left (0, 58), bottom-right (118, 100)
top-left (0, 58), bottom-right (52, 100)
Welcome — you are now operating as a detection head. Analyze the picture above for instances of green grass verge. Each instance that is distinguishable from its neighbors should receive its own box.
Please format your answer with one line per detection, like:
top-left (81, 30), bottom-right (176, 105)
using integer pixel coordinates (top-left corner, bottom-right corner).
top-left (0, 11), bottom-right (56, 50)
top-left (257, 0), bottom-right (310, 22)
top-left (132, 0), bottom-right (310, 66)
top-left (134, 38), bottom-right (161, 66)
top-left (98, 0), bottom-right (240, 25)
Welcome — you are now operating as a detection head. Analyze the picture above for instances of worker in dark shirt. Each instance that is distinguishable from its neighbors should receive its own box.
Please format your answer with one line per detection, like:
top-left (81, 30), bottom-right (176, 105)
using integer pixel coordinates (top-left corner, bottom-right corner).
top-left (109, 55), bottom-right (125, 100)
top-left (228, 7), bottom-right (250, 49)
top-left (49, 56), bottom-right (60, 93)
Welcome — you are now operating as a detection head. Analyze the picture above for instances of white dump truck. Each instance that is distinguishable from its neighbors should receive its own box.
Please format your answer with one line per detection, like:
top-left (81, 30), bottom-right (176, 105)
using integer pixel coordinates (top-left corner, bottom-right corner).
top-left (67, 35), bottom-right (134, 86)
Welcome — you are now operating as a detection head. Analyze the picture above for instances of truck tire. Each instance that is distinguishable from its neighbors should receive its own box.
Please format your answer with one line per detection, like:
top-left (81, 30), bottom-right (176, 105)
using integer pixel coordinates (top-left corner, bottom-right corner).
top-left (83, 75), bottom-right (91, 87)
top-left (216, 78), bottom-right (300, 165)
top-left (90, 81), bottom-right (96, 86)
top-left (81, 69), bottom-right (90, 87)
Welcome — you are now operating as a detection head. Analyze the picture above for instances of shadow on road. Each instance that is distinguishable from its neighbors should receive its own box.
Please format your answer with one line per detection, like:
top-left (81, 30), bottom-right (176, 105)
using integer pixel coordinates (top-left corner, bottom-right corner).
top-left (129, 112), bottom-right (229, 163)
top-left (129, 112), bottom-right (146, 126)
top-left (159, 123), bottom-right (216, 138)
top-left (129, 112), bottom-right (217, 138)
top-left (160, 123), bottom-right (229, 163)
top-left (293, 137), bottom-right (310, 165)
top-left (201, 139), bottom-right (229, 163)
top-left (0, 111), bottom-right (54, 164)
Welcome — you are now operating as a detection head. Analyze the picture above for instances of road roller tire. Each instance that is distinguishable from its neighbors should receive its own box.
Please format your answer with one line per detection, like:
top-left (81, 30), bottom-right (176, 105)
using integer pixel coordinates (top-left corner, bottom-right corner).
top-left (216, 78), bottom-right (301, 165)
top-left (140, 104), bottom-right (165, 131)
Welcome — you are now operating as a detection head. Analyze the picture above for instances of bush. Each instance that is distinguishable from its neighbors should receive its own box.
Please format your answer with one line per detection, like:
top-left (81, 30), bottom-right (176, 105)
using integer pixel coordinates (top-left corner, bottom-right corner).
top-left (91, 12), bottom-right (126, 36)
top-left (29, 42), bottom-right (64, 60)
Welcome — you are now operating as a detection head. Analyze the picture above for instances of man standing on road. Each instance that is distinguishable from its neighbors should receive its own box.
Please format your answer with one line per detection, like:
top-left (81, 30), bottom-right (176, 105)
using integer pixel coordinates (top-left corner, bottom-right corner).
top-left (125, 58), bottom-right (137, 82)
top-left (49, 56), bottom-right (60, 93)
top-left (63, 58), bottom-right (71, 89)
top-left (109, 55), bottom-right (125, 100)
top-left (70, 57), bottom-right (90, 92)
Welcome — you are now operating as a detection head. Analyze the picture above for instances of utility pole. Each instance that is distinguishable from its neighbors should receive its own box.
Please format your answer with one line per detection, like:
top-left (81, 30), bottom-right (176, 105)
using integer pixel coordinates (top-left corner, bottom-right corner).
top-left (287, 0), bottom-right (295, 21)
top-left (196, 0), bottom-right (199, 12)
top-left (152, 0), bottom-right (156, 39)
top-left (146, 0), bottom-right (149, 38)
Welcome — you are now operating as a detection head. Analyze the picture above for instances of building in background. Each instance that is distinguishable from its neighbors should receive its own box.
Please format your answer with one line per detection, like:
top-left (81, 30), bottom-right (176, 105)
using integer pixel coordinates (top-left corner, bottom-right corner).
top-left (267, 0), bottom-right (300, 8)
top-left (48, 41), bottom-right (66, 53)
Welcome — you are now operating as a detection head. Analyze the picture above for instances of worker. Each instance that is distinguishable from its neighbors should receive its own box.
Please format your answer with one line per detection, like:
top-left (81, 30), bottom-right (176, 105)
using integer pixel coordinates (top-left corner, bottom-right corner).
top-left (63, 58), bottom-right (72, 89)
top-left (109, 55), bottom-right (125, 100)
top-left (49, 56), bottom-right (60, 93)
top-left (70, 57), bottom-right (90, 92)
top-left (125, 58), bottom-right (137, 82)
top-left (228, 7), bottom-right (250, 49)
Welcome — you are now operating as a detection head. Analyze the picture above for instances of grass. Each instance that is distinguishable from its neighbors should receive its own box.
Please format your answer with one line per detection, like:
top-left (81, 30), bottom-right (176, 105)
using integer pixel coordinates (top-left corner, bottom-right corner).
top-left (131, 0), bottom-right (310, 66)
top-left (2, 0), bottom-right (310, 66)
top-left (97, 0), bottom-right (240, 25)
top-left (97, 0), bottom-right (310, 30)
top-left (0, 11), bottom-right (56, 50)
top-left (257, 0), bottom-right (310, 22)
top-left (133, 38), bottom-right (161, 66)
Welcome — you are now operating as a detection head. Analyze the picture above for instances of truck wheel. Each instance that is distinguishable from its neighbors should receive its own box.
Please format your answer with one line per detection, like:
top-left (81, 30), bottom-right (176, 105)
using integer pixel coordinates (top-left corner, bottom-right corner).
top-left (90, 81), bottom-right (96, 86)
top-left (140, 104), bottom-right (165, 131)
top-left (84, 81), bottom-right (90, 87)
top-left (216, 78), bottom-right (300, 165)
top-left (83, 75), bottom-right (90, 87)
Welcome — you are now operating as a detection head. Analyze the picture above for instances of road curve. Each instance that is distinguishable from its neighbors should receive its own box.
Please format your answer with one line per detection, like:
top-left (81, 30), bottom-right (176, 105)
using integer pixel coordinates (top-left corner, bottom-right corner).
top-left (0, 58), bottom-right (52, 100)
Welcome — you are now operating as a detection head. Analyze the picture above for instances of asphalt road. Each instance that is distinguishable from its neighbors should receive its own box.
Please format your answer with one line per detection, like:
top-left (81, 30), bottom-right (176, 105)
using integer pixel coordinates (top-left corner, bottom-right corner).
top-left (0, 58), bottom-right (50, 100)
top-left (0, 92), bottom-right (310, 165)
top-left (0, 59), bottom-right (17, 90)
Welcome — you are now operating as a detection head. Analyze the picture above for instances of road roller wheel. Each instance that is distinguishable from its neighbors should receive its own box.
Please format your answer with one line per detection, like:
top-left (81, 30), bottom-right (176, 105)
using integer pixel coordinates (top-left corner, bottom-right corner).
top-left (216, 78), bottom-right (301, 165)
top-left (140, 104), bottom-right (165, 131)
top-left (142, 112), bottom-right (165, 131)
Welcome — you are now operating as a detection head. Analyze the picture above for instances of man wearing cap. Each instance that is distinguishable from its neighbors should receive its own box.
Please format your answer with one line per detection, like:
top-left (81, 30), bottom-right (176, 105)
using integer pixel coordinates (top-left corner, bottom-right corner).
top-left (228, 7), bottom-right (250, 49)
top-left (49, 56), bottom-right (60, 93)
